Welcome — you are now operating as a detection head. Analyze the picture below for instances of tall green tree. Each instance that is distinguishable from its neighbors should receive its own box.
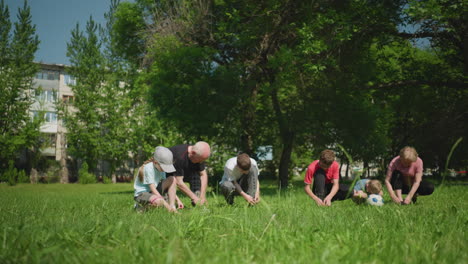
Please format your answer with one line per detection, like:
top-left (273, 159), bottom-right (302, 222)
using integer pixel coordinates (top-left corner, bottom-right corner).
top-left (63, 17), bottom-right (106, 172)
top-left (115, 0), bottom-right (466, 186)
top-left (0, 0), bottom-right (40, 173)
top-left (62, 1), bottom-right (182, 180)
top-left (367, 1), bottom-right (468, 170)
top-left (131, 0), bottom-right (407, 187)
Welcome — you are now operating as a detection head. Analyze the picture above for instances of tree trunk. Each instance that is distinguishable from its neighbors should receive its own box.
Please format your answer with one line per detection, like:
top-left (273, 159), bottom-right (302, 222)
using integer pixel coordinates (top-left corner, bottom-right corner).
top-left (278, 132), bottom-right (294, 189)
top-left (240, 82), bottom-right (259, 155)
top-left (59, 131), bottom-right (69, 183)
top-left (270, 82), bottom-right (295, 189)
top-left (363, 160), bottom-right (369, 178)
top-left (30, 168), bottom-right (38, 184)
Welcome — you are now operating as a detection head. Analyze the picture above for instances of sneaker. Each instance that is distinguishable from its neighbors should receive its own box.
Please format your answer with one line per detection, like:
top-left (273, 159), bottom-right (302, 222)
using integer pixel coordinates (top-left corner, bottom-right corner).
top-left (134, 203), bottom-right (146, 213)
top-left (225, 190), bottom-right (235, 205)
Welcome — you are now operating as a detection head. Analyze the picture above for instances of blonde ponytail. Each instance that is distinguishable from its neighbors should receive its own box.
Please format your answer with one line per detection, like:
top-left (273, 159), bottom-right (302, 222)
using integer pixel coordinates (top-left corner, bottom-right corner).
top-left (136, 157), bottom-right (154, 182)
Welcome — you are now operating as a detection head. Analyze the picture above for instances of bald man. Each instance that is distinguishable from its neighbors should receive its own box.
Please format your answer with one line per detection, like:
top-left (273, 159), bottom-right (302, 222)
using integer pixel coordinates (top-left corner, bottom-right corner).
top-left (169, 141), bottom-right (211, 206)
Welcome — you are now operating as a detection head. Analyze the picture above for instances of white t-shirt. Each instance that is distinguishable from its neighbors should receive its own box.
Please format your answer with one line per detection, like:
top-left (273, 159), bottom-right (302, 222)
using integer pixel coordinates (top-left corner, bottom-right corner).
top-left (134, 162), bottom-right (166, 196)
top-left (219, 157), bottom-right (259, 184)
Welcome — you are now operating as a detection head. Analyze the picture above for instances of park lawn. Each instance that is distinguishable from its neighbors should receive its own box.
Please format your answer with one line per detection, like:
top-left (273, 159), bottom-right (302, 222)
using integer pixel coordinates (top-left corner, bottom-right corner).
top-left (0, 181), bottom-right (466, 264)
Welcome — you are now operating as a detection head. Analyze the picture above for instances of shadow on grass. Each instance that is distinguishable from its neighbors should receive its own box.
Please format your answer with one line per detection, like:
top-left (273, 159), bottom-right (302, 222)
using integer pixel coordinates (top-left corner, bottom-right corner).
top-left (99, 190), bottom-right (134, 195)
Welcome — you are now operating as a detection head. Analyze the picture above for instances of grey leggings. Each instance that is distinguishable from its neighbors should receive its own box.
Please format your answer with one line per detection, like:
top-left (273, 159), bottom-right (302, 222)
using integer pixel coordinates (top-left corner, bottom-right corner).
top-left (220, 173), bottom-right (257, 198)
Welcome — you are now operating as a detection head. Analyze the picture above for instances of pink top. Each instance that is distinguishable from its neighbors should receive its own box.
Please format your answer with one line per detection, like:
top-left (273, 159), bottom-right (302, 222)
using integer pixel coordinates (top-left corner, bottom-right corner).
top-left (304, 160), bottom-right (340, 184)
top-left (386, 156), bottom-right (423, 178)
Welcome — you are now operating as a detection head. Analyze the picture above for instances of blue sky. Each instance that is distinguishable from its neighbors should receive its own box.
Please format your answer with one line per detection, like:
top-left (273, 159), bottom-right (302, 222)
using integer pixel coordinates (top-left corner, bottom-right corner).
top-left (5, 0), bottom-right (125, 65)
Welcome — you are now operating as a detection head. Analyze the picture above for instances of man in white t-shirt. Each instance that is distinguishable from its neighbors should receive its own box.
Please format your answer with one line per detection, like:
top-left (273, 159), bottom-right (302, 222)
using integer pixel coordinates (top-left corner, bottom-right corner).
top-left (219, 153), bottom-right (260, 205)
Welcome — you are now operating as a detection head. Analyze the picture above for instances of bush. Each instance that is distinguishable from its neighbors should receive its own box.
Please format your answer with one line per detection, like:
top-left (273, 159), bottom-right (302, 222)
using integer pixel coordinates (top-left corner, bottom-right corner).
top-left (102, 176), bottom-right (113, 184)
top-left (78, 162), bottom-right (96, 184)
top-left (7, 166), bottom-right (16, 186)
top-left (17, 170), bottom-right (29, 183)
top-left (3, 161), bottom-right (28, 186)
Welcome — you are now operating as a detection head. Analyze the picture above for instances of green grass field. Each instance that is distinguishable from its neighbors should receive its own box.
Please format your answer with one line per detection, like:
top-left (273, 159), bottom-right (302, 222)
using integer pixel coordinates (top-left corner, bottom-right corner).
top-left (0, 181), bottom-right (466, 264)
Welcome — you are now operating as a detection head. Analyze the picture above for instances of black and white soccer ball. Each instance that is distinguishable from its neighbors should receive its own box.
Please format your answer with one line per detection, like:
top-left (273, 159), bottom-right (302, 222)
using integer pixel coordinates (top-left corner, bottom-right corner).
top-left (367, 194), bottom-right (384, 206)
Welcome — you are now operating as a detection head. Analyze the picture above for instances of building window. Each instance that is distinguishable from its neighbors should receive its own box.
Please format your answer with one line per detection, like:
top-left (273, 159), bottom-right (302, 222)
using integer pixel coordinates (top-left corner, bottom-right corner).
top-left (64, 74), bottom-right (76, 85)
top-left (30, 111), bottom-right (57, 124)
top-left (35, 90), bottom-right (57, 103)
top-left (45, 112), bottom-right (57, 124)
top-left (62, 95), bottom-right (75, 104)
top-left (31, 111), bottom-right (40, 120)
top-left (36, 70), bottom-right (60, 80)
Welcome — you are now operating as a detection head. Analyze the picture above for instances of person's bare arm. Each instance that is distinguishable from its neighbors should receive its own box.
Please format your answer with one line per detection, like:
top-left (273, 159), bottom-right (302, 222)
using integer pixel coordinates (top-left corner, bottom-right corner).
top-left (233, 180), bottom-right (255, 205)
top-left (385, 174), bottom-right (402, 204)
top-left (175, 176), bottom-right (200, 204)
top-left (175, 195), bottom-right (184, 209)
top-left (403, 172), bottom-right (422, 204)
top-left (199, 170), bottom-right (208, 205)
top-left (149, 183), bottom-right (162, 197)
top-left (323, 179), bottom-right (339, 206)
top-left (254, 180), bottom-right (261, 203)
top-left (149, 183), bottom-right (175, 212)
top-left (304, 182), bottom-right (324, 206)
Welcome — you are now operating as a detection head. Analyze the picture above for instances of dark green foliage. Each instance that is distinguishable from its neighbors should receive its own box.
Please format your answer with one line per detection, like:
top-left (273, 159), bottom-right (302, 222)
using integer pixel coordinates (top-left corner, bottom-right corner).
top-left (16, 169), bottom-right (28, 183)
top-left (94, 0), bottom-right (468, 186)
top-left (102, 176), bottom-right (113, 184)
top-left (78, 162), bottom-right (96, 184)
top-left (110, 1), bottom-right (145, 63)
top-left (0, 0), bottom-right (41, 173)
top-left (114, 0), bottom-right (468, 186)
top-left (145, 43), bottom-right (241, 139)
top-left (1, 160), bottom-right (28, 185)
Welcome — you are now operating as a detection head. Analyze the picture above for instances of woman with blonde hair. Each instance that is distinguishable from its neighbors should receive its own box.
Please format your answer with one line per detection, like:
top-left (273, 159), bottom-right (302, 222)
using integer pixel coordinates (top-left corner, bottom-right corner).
top-left (385, 146), bottom-right (434, 205)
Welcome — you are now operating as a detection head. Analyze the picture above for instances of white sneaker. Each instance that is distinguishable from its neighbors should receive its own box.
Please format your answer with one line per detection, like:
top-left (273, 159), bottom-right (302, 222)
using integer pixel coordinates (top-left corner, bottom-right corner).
top-left (134, 203), bottom-right (146, 213)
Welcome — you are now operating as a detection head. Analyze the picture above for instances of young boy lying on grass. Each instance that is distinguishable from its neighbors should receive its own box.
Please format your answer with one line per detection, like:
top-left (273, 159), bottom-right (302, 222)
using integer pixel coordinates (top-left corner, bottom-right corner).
top-left (352, 179), bottom-right (383, 204)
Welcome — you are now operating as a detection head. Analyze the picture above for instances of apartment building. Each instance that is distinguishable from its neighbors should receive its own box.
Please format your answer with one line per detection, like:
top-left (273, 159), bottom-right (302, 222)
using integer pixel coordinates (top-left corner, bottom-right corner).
top-left (30, 63), bottom-right (133, 182)
top-left (31, 62), bottom-right (75, 162)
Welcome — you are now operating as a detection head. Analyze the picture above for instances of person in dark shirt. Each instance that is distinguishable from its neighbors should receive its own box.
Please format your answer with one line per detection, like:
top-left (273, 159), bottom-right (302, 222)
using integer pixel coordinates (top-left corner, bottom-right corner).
top-left (169, 141), bottom-right (211, 206)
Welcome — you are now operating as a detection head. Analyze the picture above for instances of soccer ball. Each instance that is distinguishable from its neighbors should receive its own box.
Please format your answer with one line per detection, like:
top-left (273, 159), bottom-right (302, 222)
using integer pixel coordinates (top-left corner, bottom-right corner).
top-left (367, 194), bottom-right (384, 206)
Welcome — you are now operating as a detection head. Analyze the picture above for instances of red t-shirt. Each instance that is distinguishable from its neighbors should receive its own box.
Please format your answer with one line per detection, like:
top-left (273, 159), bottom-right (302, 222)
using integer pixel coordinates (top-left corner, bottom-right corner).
top-left (304, 160), bottom-right (340, 184)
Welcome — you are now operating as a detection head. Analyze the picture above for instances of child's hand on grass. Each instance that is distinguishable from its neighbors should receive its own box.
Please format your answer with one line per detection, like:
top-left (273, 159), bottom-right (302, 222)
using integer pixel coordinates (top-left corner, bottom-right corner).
top-left (391, 196), bottom-right (403, 204)
top-left (402, 197), bottom-right (412, 205)
top-left (314, 198), bottom-right (325, 206)
top-left (177, 201), bottom-right (185, 209)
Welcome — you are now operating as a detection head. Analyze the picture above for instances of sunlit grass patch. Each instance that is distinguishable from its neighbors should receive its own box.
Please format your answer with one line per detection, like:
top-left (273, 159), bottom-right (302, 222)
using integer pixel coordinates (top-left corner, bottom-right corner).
top-left (0, 182), bottom-right (466, 263)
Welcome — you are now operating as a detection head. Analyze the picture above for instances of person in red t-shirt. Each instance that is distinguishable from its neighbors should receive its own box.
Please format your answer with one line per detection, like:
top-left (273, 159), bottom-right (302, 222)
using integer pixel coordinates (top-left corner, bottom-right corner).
top-left (304, 149), bottom-right (350, 206)
top-left (385, 146), bottom-right (434, 205)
